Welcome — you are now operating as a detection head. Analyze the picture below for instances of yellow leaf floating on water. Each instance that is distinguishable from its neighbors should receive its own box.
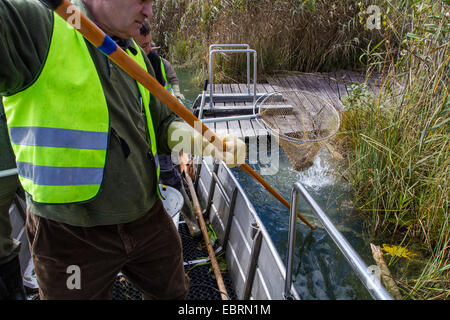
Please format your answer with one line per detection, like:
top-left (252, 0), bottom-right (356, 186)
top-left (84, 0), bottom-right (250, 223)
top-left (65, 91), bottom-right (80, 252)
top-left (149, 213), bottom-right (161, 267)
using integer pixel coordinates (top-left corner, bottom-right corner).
top-left (382, 244), bottom-right (418, 260)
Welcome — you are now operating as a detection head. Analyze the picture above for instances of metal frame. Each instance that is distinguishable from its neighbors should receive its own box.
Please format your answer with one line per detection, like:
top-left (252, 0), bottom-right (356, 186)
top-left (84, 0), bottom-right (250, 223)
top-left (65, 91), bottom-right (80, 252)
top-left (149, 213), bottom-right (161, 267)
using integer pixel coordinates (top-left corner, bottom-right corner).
top-left (284, 182), bottom-right (393, 300)
top-left (204, 161), bottom-right (220, 217)
top-left (222, 187), bottom-right (239, 249)
top-left (243, 228), bottom-right (263, 299)
top-left (209, 44), bottom-right (257, 108)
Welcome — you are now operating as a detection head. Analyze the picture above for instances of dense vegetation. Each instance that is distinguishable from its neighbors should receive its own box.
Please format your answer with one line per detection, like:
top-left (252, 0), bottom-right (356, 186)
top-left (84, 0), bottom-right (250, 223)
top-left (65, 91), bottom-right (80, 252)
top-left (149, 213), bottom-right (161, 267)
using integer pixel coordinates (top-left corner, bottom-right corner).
top-left (150, 0), bottom-right (449, 300)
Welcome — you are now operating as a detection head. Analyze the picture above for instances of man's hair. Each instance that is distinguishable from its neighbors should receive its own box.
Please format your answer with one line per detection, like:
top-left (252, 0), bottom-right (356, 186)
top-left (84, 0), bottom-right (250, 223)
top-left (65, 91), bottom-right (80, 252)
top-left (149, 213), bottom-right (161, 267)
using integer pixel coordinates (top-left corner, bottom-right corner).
top-left (139, 21), bottom-right (151, 36)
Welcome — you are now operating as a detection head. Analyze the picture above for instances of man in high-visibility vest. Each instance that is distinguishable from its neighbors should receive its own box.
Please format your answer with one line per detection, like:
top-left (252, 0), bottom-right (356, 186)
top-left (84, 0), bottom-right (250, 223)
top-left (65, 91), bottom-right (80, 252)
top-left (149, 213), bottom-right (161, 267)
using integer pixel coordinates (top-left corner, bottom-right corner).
top-left (0, 0), bottom-right (245, 300)
top-left (0, 98), bottom-right (26, 300)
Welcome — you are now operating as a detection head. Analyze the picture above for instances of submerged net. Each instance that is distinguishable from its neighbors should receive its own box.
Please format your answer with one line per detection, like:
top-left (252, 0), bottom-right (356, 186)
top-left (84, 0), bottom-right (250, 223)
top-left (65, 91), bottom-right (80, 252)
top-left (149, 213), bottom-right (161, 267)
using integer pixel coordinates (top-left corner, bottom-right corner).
top-left (254, 90), bottom-right (341, 171)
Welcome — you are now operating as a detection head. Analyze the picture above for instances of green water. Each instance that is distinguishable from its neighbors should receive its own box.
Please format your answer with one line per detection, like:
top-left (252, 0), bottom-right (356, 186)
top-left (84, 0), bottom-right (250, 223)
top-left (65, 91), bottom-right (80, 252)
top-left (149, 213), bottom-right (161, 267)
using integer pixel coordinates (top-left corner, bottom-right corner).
top-left (176, 67), bottom-right (374, 300)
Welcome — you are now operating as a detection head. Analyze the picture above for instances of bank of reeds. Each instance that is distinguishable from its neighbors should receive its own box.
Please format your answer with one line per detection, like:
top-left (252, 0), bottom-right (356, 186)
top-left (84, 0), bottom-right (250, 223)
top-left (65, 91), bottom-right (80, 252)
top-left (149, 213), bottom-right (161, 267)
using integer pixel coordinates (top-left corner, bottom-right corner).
top-left (151, 0), bottom-right (397, 84)
top-left (340, 0), bottom-right (449, 300)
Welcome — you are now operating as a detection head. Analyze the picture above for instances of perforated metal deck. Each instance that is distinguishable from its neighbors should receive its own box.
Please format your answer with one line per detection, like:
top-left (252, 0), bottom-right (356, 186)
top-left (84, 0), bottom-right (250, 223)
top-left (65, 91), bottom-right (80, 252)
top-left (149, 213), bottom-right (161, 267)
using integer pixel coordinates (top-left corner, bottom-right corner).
top-left (111, 220), bottom-right (237, 300)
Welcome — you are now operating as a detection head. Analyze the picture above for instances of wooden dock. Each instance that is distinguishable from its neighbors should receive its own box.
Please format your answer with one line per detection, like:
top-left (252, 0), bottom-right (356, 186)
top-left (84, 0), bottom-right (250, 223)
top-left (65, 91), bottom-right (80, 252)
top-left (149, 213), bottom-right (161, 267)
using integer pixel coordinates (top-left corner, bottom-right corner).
top-left (192, 71), bottom-right (382, 140)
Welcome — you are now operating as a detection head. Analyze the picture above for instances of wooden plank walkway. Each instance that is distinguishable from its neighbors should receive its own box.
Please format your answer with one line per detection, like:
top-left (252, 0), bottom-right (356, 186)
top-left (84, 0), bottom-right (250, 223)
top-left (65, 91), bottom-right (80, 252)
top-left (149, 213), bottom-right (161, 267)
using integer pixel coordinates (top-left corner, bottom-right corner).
top-left (194, 71), bottom-right (381, 140)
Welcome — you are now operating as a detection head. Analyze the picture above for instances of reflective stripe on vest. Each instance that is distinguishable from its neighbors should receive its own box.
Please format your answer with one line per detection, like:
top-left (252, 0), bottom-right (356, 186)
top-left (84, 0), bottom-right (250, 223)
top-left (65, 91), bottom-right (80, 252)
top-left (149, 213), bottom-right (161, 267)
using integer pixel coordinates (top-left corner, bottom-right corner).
top-left (3, 14), bottom-right (160, 204)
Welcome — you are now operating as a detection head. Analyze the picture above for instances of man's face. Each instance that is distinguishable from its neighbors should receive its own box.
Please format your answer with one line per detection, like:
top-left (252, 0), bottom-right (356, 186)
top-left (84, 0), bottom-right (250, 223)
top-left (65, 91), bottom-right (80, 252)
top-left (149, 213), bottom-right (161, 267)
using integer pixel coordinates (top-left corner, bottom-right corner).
top-left (96, 0), bottom-right (153, 39)
top-left (135, 33), bottom-right (152, 55)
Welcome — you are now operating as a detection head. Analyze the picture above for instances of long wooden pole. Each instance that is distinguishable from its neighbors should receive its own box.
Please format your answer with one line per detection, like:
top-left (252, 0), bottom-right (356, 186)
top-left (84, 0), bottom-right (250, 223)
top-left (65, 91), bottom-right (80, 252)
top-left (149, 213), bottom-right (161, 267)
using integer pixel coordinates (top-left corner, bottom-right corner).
top-left (41, 0), bottom-right (315, 230)
top-left (183, 169), bottom-right (229, 300)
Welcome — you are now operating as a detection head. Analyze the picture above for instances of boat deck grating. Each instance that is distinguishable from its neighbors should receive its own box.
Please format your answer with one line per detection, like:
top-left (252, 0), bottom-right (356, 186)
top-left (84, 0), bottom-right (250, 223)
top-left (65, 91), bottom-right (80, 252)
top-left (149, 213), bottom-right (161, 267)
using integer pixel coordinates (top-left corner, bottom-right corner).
top-left (111, 221), bottom-right (237, 300)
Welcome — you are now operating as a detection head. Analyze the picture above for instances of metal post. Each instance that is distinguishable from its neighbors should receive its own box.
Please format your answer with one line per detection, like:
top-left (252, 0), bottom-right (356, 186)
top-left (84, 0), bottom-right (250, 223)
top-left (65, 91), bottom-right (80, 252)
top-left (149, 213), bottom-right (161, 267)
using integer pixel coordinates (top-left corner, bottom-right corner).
top-left (284, 187), bottom-right (298, 300)
top-left (253, 51), bottom-right (257, 105)
top-left (247, 51), bottom-right (250, 94)
top-left (201, 114), bottom-right (258, 124)
top-left (222, 187), bottom-right (239, 249)
top-left (209, 52), bottom-right (214, 108)
top-left (0, 168), bottom-right (18, 178)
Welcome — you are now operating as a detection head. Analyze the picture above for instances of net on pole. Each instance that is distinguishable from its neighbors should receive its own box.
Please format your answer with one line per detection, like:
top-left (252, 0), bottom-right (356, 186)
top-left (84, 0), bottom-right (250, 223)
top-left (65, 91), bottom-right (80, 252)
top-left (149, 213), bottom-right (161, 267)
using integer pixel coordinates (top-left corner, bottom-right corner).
top-left (254, 90), bottom-right (341, 171)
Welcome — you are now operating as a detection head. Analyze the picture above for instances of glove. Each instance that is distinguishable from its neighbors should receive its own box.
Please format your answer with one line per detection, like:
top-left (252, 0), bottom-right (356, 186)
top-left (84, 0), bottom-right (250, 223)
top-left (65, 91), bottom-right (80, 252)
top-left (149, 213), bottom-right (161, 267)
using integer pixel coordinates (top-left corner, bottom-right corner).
top-left (220, 134), bottom-right (247, 168)
top-left (172, 84), bottom-right (185, 101)
top-left (167, 121), bottom-right (246, 168)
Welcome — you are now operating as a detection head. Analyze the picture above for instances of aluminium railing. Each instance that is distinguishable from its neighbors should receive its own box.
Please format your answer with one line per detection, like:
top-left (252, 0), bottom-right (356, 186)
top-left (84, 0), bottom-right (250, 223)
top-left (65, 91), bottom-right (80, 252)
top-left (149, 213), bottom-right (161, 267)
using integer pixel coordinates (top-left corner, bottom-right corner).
top-left (284, 181), bottom-right (393, 300)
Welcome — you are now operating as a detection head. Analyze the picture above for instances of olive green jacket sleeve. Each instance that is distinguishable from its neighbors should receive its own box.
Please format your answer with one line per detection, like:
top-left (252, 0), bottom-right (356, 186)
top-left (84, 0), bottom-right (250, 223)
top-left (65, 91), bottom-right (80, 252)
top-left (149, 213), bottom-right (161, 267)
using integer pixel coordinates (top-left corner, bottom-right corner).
top-left (0, 0), bottom-right (52, 170)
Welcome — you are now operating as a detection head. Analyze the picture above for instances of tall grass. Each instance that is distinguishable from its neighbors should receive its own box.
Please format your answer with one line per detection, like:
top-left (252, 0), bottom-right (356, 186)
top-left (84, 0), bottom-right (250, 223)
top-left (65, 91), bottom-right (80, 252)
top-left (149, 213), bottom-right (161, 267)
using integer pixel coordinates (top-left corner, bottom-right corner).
top-left (151, 0), bottom-right (398, 84)
top-left (340, 0), bottom-right (449, 299)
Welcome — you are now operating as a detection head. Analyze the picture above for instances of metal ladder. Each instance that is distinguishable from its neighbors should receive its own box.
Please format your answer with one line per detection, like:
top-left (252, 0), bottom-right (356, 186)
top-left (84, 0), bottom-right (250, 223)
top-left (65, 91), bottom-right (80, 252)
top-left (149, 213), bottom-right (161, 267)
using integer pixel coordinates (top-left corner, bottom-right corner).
top-left (284, 181), bottom-right (393, 300)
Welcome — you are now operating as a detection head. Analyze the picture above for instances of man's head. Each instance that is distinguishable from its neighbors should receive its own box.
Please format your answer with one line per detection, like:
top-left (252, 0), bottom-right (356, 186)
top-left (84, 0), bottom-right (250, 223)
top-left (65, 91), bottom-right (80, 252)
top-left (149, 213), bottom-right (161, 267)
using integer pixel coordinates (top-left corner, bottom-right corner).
top-left (84, 0), bottom-right (153, 39)
top-left (135, 20), bottom-right (152, 55)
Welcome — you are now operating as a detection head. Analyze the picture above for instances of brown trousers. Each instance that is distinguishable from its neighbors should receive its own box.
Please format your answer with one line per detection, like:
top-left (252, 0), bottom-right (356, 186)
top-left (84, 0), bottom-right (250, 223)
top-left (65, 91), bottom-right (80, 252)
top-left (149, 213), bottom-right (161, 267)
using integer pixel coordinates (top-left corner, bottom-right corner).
top-left (26, 200), bottom-right (189, 300)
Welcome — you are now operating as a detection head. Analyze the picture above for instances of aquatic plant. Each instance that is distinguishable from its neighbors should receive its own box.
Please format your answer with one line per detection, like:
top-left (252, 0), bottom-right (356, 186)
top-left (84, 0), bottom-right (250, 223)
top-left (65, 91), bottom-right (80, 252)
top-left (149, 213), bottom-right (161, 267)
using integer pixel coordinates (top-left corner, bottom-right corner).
top-left (341, 0), bottom-right (449, 300)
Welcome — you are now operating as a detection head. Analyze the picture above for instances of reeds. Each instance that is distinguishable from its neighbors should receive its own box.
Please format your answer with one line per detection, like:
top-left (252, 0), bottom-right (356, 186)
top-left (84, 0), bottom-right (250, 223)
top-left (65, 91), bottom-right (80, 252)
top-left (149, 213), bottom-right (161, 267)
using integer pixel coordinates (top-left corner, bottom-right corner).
top-left (340, 0), bottom-right (449, 300)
